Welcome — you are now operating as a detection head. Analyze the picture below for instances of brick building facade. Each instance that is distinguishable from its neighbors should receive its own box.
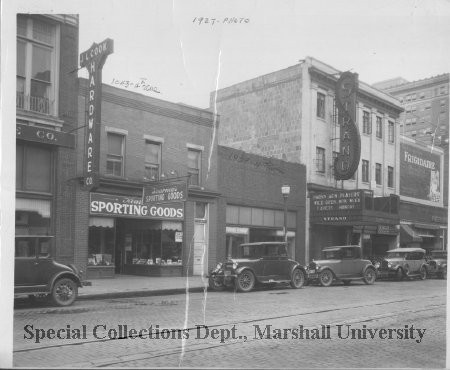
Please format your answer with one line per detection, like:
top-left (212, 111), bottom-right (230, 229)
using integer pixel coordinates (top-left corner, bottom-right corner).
top-left (217, 146), bottom-right (307, 263)
top-left (75, 79), bottom-right (220, 278)
top-left (374, 74), bottom-right (449, 208)
top-left (15, 15), bottom-right (79, 266)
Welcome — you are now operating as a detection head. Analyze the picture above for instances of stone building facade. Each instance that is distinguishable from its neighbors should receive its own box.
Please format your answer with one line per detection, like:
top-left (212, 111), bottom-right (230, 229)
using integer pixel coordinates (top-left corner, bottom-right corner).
top-left (211, 56), bottom-right (405, 261)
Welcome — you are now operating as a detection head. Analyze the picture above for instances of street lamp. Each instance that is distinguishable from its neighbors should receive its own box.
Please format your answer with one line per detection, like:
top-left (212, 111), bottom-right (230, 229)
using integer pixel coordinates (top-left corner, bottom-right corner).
top-left (281, 185), bottom-right (291, 242)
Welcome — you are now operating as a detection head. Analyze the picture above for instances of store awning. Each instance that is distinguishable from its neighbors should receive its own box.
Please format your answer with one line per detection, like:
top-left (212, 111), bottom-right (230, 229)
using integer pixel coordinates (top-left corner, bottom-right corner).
top-left (16, 198), bottom-right (51, 218)
top-left (400, 224), bottom-right (423, 243)
top-left (89, 217), bottom-right (114, 228)
top-left (414, 223), bottom-right (442, 230)
top-left (161, 221), bottom-right (182, 231)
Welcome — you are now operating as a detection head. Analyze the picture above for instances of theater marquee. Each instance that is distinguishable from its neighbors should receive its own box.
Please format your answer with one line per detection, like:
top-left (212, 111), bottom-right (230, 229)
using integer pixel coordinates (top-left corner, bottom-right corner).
top-left (334, 72), bottom-right (361, 180)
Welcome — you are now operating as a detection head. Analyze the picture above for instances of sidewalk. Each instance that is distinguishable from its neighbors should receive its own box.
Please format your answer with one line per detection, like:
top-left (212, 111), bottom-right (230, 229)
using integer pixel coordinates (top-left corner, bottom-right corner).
top-left (78, 275), bottom-right (208, 300)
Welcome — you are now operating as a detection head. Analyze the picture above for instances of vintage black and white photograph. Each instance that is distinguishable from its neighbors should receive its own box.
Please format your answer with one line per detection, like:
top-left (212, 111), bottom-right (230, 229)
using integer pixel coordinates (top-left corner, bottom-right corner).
top-left (1, 0), bottom-right (449, 368)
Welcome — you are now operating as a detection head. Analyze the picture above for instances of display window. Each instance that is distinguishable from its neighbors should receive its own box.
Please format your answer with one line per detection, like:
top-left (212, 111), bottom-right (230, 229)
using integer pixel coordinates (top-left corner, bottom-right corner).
top-left (15, 199), bottom-right (53, 257)
top-left (126, 229), bottom-right (182, 265)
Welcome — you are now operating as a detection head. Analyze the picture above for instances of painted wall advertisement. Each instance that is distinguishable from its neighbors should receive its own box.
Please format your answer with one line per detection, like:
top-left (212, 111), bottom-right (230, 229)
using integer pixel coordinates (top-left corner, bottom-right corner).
top-left (400, 142), bottom-right (441, 203)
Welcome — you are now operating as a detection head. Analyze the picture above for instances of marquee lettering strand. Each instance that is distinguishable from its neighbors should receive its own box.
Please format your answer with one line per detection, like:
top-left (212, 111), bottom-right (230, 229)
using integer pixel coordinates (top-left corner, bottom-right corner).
top-left (334, 72), bottom-right (361, 180)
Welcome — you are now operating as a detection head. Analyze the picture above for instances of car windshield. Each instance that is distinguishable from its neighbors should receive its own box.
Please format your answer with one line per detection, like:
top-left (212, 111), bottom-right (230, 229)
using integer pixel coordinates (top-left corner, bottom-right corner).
top-left (322, 250), bottom-right (342, 259)
top-left (232, 244), bottom-right (287, 259)
top-left (386, 252), bottom-right (406, 258)
top-left (431, 251), bottom-right (447, 258)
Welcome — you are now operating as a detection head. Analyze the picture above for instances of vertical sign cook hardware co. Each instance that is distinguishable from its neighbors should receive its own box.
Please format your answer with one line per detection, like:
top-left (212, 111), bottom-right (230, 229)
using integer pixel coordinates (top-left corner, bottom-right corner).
top-left (80, 38), bottom-right (114, 190)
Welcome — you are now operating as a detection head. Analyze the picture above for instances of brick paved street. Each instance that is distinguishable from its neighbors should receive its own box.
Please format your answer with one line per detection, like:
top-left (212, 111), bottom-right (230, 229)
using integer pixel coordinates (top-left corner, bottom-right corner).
top-left (13, 279), bottom-right (446, 368)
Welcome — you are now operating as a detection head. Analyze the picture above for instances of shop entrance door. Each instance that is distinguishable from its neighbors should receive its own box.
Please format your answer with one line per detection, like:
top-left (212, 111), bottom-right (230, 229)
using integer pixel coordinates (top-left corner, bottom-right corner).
top-left (193, 221), bottom-right (207, 276)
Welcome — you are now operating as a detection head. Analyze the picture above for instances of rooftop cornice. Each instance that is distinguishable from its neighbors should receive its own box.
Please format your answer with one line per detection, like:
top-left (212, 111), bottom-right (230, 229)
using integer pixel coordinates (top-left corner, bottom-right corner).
top-left (79, 78), bottom-right (217, 128)
top-left (383, 74), bottom-right (450, 94)
top-left (37, 14), bottom-right (79, 26)
top-left (309, 66), bottom-right (404, 115)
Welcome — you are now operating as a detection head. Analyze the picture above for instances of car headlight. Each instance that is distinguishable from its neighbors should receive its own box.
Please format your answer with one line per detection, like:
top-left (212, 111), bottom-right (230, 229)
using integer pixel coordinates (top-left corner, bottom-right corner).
top-left (212, 263), bottom-right (223, 273)
top-left (374, 262), bottom-right (381, 269)
top-left (314, 264), bottom-right (320, 270)
top-left (232, 262), bottom-right (238, 270)
top-left (388, 262), bottom-right (393, 268)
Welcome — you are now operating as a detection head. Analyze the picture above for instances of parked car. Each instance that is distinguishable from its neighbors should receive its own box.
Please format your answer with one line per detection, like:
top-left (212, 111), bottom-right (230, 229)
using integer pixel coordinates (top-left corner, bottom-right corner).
top-left (426, 250), bottom-right (447, 279)
top-left (208, 242), bottom-right (307, 292)
top-left (15, 242), bottom-right (84, 306)
top-left (307, 245), bottom-right (376, 287)
top-left (375, 248), bottom-right (428, 280)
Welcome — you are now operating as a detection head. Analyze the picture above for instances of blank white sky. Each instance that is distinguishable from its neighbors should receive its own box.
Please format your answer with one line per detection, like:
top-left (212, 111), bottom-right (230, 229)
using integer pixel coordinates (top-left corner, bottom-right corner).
top-left (6, 0), bottom-right (450, 108)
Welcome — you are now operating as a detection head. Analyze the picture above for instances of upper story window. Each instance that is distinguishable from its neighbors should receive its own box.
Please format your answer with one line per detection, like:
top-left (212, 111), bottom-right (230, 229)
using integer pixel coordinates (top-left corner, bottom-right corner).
top-left (106, 133), bottom-right (125, 176)
top-left (17, 15), bottom-right (57, 116)
top-left (363, 111), bottom-right (372, 134)
top-left (316, 92), bottom-right (325, 119)
top-left (187, 148), bottom-right (201, 186)
top-left (362, 160), bottom-right (370, 183)
top-left (16, 143), bottom-right (52, 193)
top-left (375, 163), bottom-right (382, 185)
top-left (388, 166), bottom-right (394, 188)
top-left (388, 121), bottom-right (395, 143)
top-left (376, 116), bottom-right (383, 139)
top-left (315, 147), bottom-right (325, 173)
top-left (440, 85), bottom-right (447, 95)
top-left (145, 141), bottom-right (161, 181)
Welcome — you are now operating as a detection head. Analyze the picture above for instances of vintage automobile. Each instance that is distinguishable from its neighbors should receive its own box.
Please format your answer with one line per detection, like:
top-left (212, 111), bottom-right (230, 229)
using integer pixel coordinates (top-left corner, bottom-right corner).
top-left (375, 247), bottom-right (428, 280)
top-left (208, 242), bottom-right (307, 292)
top-left (307, 245), bottom-right (377, 287)
top-left (15, 242), bottom-right (84, 306)
top-left (426, 250), bottom-right (447, 279)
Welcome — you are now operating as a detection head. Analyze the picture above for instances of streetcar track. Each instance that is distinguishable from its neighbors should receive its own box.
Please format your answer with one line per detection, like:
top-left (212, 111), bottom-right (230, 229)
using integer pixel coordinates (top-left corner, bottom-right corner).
top-left (13, 296), bottom-right (445, 354)
top-left (97, 304), bottom-right (446, 367)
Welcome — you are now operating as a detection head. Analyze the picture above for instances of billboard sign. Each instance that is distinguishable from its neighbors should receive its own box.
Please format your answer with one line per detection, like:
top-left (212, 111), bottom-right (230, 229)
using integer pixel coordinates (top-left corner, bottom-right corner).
top-left (400, 142), bottom-right (441, 203)
top-left (142, 180), bottom-right (187, 205)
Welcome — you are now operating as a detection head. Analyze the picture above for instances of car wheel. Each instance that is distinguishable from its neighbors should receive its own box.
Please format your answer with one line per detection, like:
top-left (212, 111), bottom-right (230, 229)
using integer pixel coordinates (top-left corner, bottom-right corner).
top-left (396, 268), bottom-right (404, 281)
top-left (363, 267), bottom-right (376, 285)
top-left (342, 280), bottom-right (351, 286)
top-left (235, 270), bottom-right (255, 292)
top-left (51, 278), bottom-right (78, 306)
top-left (208, 276), bottom-right (225, 291)
top-left (290, 268), bottom-right (305, 289)
top-left (419, 266), bottom-right (427, 280)
top-left (318, 269), bottom-right (333, 287)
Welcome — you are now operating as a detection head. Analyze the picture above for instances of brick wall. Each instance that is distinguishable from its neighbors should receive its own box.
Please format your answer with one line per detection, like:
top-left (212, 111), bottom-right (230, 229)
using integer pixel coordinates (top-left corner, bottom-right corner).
top-left (218, 145), bottom-right (307, 263)
top-left (53, 20), bottom-right (79, 267)
top-left (76, 81), bottom-right (220, 276)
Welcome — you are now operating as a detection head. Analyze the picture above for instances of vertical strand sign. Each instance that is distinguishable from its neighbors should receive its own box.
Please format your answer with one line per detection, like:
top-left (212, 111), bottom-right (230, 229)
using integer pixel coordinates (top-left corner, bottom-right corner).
top-left (80, 38), bottom-right (114, 190)
top-left (334, 72), bottom-right (360, 180)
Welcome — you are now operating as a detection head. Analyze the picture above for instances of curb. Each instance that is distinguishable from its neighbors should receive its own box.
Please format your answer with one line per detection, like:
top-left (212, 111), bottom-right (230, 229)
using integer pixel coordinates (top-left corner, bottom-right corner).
top-left (77, 286), bottom-right (207, 301)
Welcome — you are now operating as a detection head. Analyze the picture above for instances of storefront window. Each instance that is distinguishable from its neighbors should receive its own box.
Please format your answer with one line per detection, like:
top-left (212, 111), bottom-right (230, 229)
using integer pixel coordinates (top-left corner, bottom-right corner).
top-left (15, 199), bottom-right (52, 257)
top-left (128, 229), bottom-right (182, 265)
top-left (16, 143), bottom-right (52, 192)
top-left (88, 217), bottom-right (115, 266)
top-left (119, 220), bottom-right (183, 266)
top-left (88, 225), bottom-right (115, 266)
